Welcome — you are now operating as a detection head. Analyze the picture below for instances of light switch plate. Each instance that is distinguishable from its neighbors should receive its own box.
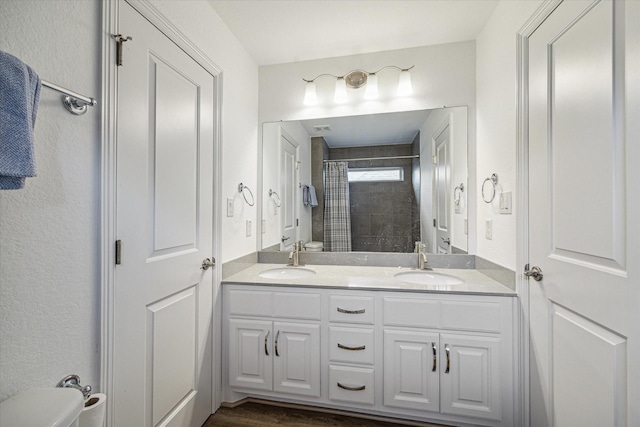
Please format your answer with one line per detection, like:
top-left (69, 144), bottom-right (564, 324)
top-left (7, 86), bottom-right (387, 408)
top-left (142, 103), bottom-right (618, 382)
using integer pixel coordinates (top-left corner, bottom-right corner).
top-left (246, 220), bottom-right (252, 237)
top-left (262, 219), bottom-right (266, 234)
top-left (485, 219), bottom-right (493, 240)
top-left (464, 218), bottom-right (468, 235)
top-left (500, 191), bottom-right (513, 214)
top-left (226, 198), bottom-right (234, 217)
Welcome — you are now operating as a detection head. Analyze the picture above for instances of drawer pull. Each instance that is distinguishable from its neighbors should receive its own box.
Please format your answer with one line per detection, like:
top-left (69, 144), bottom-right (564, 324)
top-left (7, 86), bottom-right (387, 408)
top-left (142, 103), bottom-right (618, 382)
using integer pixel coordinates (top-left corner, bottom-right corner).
top-left (275, 330), bottom-right (280, 357)
top-left (337, 382), bottom-right (366, 391)
top-left (445, 344), bottom-right (450, 374)
top-left (264, 330), bottom-right (270, 356)
top-left (431, 342), bottom-right (437, 372)
top-left (337, 343), bottom-right (366, 351)
top-left (337, 307), bottom-right (365, 314)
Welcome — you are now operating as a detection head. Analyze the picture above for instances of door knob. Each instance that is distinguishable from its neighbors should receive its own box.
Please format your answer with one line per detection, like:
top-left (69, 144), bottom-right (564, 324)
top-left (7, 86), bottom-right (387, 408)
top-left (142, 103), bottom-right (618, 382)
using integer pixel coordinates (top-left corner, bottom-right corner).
top-left (524, 264), bottom-right (543, 281)
top-left (201, 257), bottom-right (215, 270)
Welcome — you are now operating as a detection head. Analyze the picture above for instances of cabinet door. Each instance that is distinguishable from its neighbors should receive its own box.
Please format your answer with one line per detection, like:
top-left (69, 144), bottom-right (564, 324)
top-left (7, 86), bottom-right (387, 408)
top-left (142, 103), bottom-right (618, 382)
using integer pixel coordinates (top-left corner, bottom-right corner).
top-left (228, 319), bottom-right (272, 391)
top-left (273, 322), bottom-right (321, 397)
top-left (440, 333), bottom-right (501, 421)
top-left (383, 329), bottom-right (440, 412)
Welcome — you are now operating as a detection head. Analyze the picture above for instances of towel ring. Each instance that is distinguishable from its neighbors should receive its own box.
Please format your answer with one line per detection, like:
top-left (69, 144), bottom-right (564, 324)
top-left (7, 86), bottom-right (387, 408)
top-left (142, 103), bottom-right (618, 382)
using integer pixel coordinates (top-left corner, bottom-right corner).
top-left (454, 183), bottom-right (465, 206)
top-left (481, 173), bottom-right (499, 203)
top-left (269, 189), bottom-right (282, 207)
top-left (238, 183), bottom-right (255, 206)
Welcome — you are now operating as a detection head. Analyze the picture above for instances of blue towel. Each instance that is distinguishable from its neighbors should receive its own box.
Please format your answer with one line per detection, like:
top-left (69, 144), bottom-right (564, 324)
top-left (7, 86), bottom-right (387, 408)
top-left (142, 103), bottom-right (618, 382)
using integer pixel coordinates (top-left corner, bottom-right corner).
top-left (0, 50), bottom-right (41, 190)
top-left (308, 184), bottom-right (318, 207)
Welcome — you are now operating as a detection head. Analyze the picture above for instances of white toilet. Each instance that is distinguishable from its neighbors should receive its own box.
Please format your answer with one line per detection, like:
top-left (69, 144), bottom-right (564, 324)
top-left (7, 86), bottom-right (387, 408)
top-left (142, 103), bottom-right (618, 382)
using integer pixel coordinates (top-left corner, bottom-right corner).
top-left (304, 241), bottom-right (323, 252)
top-left (0, 388), bottom-right (83, 427)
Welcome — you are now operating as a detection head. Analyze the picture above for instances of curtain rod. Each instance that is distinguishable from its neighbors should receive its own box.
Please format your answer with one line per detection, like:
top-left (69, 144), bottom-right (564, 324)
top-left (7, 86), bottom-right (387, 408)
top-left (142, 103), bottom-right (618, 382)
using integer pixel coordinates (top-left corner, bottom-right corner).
top-left (324, 154), bottom-right (419, 163)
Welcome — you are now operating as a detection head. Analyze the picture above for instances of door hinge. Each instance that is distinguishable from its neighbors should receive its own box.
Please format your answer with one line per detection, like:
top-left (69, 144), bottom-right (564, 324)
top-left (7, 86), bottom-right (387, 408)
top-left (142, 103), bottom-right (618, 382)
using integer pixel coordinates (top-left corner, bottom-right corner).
top-left (296, 218), bottom-right (299, 227)
top-left (112, 34), bottom-right (132, 66)
top-left (433, 219), bottom-right (437, 227)
top-left (115, 240), bottom-right (122, 265)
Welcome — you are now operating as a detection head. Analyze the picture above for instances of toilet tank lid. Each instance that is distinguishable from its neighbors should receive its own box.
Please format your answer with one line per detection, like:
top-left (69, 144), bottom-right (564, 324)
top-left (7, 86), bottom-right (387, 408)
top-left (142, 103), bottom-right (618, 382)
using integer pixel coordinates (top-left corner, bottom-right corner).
top-left (0, 388), bottom-right (83, 427)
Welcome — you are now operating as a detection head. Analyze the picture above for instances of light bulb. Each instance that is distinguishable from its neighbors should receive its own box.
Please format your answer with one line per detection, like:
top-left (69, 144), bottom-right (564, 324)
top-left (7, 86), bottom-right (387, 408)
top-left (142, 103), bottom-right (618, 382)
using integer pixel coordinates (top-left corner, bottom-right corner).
top-left (303, 81), bottom-right (317, 106)
top-left (397, 69), bottom-right (413, 96)
top-left (334, 77), bottom-right (347, 103)
top-left (364, 73), bottom-right (378, 100)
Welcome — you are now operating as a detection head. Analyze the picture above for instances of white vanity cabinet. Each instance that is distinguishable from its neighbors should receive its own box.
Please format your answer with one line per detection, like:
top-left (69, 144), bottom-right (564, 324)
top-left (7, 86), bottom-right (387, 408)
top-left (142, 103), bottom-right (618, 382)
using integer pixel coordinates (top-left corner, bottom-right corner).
top-left (223, 283), bottom-right (516, 427)
top-left (382, 295), bottom-right (512, 424)
top-left (225, 288), bottom-right (321, 398)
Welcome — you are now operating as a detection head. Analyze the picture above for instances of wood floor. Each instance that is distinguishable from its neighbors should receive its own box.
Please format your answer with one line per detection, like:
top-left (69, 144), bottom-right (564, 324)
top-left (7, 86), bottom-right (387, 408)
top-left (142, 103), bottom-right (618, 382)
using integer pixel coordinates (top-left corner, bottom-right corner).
top-left (203, 401), bottom-right (449, 426)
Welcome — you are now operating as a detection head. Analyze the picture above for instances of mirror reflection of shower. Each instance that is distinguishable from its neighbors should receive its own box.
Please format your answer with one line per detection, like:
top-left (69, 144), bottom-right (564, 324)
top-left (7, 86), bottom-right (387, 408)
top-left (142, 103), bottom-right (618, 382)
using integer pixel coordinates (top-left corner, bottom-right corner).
top-left (261, 106), bottom-right (468, 254)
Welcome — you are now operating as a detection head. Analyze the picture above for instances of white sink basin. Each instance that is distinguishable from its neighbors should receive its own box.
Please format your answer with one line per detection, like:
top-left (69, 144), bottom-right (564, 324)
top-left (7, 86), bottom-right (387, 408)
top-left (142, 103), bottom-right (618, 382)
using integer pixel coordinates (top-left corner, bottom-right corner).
top-left (394, 271), bottom-right (464, 286)
top-left (258, 267), bottom-right (316, 279)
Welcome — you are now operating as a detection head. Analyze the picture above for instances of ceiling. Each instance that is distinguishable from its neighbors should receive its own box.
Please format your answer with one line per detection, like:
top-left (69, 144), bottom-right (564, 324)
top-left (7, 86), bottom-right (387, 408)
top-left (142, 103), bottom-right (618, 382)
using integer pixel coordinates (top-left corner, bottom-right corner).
top-left (298, 110), bottom-right (432, 148)
top-left (207, 0), bottom-right (499, 66)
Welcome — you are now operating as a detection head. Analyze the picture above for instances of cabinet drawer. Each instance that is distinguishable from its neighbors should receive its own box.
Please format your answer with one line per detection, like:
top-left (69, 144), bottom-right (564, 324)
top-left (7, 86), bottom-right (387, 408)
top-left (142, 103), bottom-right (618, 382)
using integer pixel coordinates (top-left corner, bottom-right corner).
top-left (329, 327), bottom-right (375, 365)
top-left (330, 295), bottom-right (375, 324)
top-left (273, 292), bottom-right (321, 320)
top-left (329, 365), bottom-right (374, 405)
top-left (227, 290), bottom-right (273, 317)
top-left (440, 301), bottom-right (502, 333)
top-left (383, 297), bottom-right (440, 328)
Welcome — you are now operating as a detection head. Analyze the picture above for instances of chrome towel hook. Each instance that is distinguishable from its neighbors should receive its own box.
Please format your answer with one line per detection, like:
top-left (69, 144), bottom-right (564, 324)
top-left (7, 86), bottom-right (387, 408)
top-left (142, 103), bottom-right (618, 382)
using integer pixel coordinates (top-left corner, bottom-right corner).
top-left (238, 183), bottom-right (255, 206)
top-left (481, 173), bottom-right (499, 203)
top-left (269, 189), bottom-right (282, 207)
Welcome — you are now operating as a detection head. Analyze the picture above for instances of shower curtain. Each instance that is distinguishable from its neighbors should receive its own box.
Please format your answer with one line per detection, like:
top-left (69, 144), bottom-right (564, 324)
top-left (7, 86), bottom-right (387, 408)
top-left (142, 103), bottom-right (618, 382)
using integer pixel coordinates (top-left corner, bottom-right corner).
top-left (323, 161), bottom-right (352, 252)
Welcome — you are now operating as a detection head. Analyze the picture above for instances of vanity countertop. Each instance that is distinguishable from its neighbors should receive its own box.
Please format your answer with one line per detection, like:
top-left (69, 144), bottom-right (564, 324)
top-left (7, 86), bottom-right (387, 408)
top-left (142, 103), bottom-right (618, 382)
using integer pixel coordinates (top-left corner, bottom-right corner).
top-left (222, 263), bottom-right (516, 296)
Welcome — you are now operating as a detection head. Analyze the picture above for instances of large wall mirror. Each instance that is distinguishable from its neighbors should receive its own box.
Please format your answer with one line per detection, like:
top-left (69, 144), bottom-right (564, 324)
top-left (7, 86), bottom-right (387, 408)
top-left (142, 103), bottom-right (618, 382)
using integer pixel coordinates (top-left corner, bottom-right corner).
top-left (261, 107), bottom-right (470, 254)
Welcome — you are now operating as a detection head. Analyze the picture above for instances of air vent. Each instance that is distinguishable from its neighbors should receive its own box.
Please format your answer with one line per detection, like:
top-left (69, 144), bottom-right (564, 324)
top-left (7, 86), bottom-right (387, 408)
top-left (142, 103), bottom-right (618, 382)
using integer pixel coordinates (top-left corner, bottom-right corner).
top-left (313, 125), bottom-right (331, 132)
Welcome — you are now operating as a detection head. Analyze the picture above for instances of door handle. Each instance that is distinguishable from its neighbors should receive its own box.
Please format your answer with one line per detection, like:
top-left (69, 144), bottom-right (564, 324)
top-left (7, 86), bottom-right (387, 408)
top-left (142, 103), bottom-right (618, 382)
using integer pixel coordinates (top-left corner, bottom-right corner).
top-left (281, 236), bottom-right (290, 242)
top-left (445, 344), bottom-right (450, 374)
top-left (275, 330), bottom-right (280, 357)
top-left (264, 330), bottom-right (270, 356)
top-left (431, 342), bottom-right (437, 372)
top-left (524, 264), bottom-right (543, 281)
top-left (201, 257), bottom-right (215, 270)
top-left (441, 237), bottom-right (451, 245)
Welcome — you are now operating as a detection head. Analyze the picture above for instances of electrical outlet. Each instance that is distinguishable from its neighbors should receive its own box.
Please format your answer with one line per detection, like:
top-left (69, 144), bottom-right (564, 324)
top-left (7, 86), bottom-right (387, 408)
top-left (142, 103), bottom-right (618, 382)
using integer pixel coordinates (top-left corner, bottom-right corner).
top-left (226, 198), bottom-right (234, 217)
top-left (485, 219), bottom-right (493, 240)
top-left (246, 220), bottom-right (252, 237)
top-left (262, 219), bottom-right (266, 234)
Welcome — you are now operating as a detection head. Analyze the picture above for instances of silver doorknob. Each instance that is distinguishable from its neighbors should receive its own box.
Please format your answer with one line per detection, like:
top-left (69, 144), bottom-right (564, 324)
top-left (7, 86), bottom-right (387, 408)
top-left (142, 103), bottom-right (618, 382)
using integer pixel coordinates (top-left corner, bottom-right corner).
top-left (524, 264), bottom-right (543, 281)
top-left (201, 257), bottom-right (215, 270)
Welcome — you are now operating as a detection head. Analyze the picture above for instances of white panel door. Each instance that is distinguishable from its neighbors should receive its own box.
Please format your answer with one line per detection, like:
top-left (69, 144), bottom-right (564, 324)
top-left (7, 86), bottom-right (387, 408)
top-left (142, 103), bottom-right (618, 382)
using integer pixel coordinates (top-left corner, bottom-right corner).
top-left (383, 329), bottom-right (439, 412)
top-left (528, 1), bottom-right (638, 426)
top-left (434, 123), bottom-right (452, 254)
top-left (228, 319), bottom-right (273, 392)
top-left (273, 322), bottom-right (321, 397)
top-left (280, 132), bottom-right (298, 250)
top-left (440, 334), bottom-right (501, 421)
top-left (114, 2), bottom-right (214, 426)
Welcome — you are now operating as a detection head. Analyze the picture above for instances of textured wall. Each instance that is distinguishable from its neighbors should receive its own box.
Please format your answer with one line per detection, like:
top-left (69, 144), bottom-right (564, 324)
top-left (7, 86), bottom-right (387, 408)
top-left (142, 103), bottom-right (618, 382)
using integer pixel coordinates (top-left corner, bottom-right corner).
top-left (0, 0), bottom-right (102, 401)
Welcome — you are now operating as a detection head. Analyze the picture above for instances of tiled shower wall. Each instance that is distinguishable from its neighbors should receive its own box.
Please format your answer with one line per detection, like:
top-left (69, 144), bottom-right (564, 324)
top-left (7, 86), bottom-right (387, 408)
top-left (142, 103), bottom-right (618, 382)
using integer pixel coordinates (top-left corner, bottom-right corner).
top-left (311, 137), bottom-right (329, 242)
top-left (327, 141), bottom-right (420, 252)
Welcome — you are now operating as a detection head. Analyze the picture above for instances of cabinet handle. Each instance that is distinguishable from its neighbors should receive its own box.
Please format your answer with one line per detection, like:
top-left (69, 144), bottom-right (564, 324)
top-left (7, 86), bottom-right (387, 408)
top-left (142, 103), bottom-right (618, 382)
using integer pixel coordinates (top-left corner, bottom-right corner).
top-left (275, 330), bottom-right (280, 357)
top-left (432, 342), bottom-right (437, 372)
top-left (445, 344), bottom-right (450, 374)
top-left (264, 330), bottom-right (269, 356)
top-left (337, 343), bottom-right (366, 351)
top-left (337, 307), bottom-right (365, 314)
top-left (337, 382), bottom-right (366, 391)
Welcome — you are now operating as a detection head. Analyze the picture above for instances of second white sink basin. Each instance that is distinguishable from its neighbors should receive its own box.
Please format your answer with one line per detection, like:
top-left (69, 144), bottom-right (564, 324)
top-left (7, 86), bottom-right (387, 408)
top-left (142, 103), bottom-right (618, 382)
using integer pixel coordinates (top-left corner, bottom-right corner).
top-left (258, 267), bottom-right (316, 279)
top-left (394, 271), bottom-right (464, 286)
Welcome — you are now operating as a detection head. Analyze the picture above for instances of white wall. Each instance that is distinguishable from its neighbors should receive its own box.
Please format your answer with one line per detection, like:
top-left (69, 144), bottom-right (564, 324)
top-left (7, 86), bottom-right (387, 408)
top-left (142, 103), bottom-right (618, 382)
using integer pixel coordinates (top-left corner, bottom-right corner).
top-left (475, 0), bottom-right (543, 269)
top-left (0, 0), bottom-right (258, 401)
top-left (261, 121), bottom-right (311, 250)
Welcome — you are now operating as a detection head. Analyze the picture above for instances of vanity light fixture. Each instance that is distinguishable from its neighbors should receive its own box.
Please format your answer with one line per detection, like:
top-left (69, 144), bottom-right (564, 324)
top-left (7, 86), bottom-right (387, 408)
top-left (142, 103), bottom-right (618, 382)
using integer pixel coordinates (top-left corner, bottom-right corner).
top-left (303, 65), bottom-right (414, 105)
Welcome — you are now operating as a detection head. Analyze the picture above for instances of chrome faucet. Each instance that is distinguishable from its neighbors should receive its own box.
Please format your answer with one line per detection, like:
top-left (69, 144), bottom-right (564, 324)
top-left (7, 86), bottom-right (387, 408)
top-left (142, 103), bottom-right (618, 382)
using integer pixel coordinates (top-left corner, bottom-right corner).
top-left (288, 241), bottom-right (304, 267)
top-left (415, 242), bottom-right (428, 270)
